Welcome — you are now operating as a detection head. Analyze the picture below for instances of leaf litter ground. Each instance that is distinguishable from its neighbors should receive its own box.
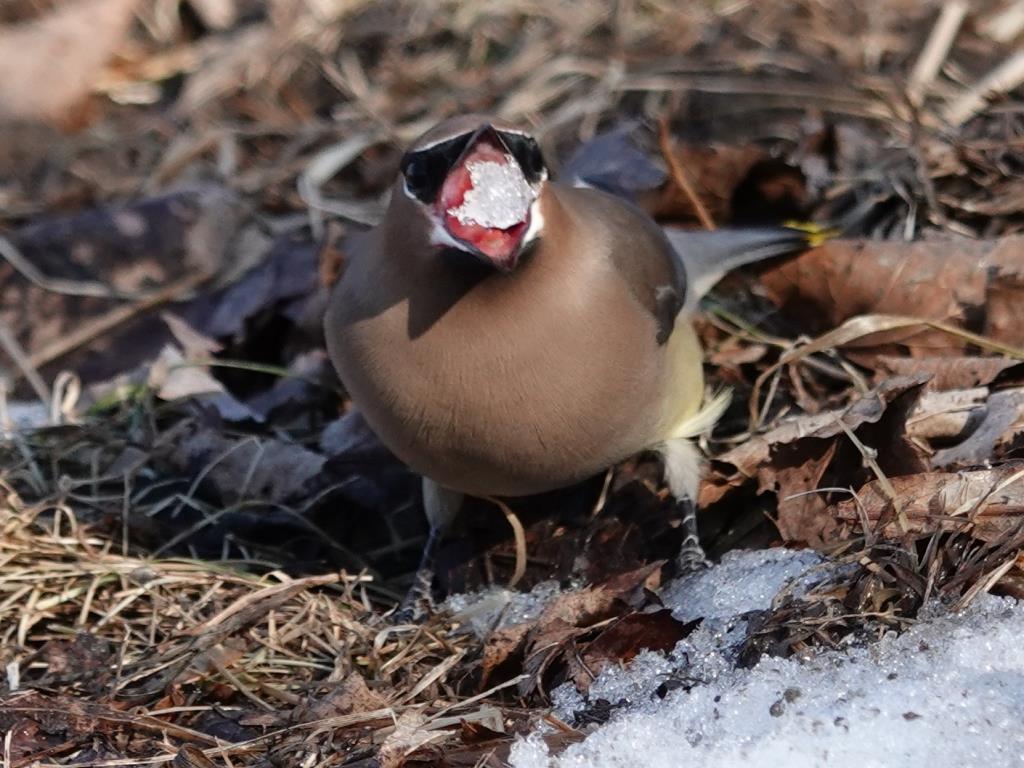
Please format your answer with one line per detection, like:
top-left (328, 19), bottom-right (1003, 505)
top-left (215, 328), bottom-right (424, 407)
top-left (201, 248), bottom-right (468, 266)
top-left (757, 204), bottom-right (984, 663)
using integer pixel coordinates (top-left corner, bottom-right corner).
top-left (3, 0), bottom-right (1024, 765)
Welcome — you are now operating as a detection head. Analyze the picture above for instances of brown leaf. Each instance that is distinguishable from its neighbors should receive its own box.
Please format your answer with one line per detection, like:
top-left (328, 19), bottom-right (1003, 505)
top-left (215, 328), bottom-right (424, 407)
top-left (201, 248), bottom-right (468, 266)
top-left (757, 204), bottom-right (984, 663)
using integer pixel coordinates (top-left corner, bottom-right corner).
top-left (930, 390), bottom-right (1024, 469)
top-left (772, 441), bottom-right (839, 546)
top-left (574, 610), bottom-right (694, 690)
top-left (515, 563), bottom-right (664, 697)
top-left (702, 377), bottom-right (929, 545)
top-left (479, 623), bottom-right (530, 690)
top-left (907, 387), bottom-right (989, 443)
top-left (532, 563), bottom-right (662, 632)
top-left (645, 144), bottom-right (807, 225)
top-left (0, 0), bottom-right (138, 125)
top-left (703, 375), bottom-right (928, 506)
top-left (832, 463), bottom-right (1024, 542)
top-left (875, 356), bottom-right (1024, 391)
top-left (648, 144), bottom-right (765, 222)
top-left (904, 386), bottom-right (1024, 469)
top-left (293, 672), bottom-right (388, 723)
top-left (459, 720), bottom-right (509, 745)
top-left (758, 236), bottom-right (1024, 353)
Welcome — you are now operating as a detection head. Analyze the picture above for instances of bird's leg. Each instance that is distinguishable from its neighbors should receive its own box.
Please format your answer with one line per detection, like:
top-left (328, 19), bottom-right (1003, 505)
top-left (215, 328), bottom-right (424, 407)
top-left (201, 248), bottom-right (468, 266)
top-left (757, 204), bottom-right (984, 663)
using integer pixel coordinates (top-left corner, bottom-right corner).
top-left (660, 437), bottom-right (709, 574)
top-left (399, 526), bottom-right (443, 620)
top-left (674, 494), bottom-right (708, 573)
top-left (396, 478), bottom-right (465, 620)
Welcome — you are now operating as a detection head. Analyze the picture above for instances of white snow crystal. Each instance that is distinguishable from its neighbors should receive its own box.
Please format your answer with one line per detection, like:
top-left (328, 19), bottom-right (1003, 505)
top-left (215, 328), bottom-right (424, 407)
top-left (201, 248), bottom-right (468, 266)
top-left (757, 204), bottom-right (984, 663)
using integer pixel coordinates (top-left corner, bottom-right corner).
top-left (445, 580), bottom-right (564, 638)
top-left (508, 549), bottom-right (1024, 768)
top-left (665, 548), bottom-right (825, 623)
top-left (448, 158), bottom-right (534, 228)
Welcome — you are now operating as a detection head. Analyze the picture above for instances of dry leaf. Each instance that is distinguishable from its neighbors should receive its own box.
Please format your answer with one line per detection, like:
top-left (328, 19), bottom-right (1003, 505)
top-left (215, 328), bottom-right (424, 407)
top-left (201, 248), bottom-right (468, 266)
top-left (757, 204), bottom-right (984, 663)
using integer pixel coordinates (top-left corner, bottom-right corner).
top-left (647, 144), bottom-right (807, 225)
top-left (904, 386), bottom-right (1024, 469)
top-left (149, 345), bottom-right (224, 400)
top-left (771, 442), bottom-right (839, 546)
top-left (503, 563), bottom-right (663, 696)
top-left (703, 376), bottom-right (929, 505)
top-left (702, 376), bottom-right (929, 546)
top-left (874, 356), bottom-right (1024, 391)
top-left (377, 710), bottom-right (447, 768)
top-left (162, 312), bottom-right (223, 358)
top-left (833, 463), bottom-right (1024, 542)
top-left (573, 610), bottom-right (694, 689)
top-left (293, 672), bottom-right (388, 723)
top-left (479, 623), bottom-right (530, 690)
top-left (930, 389), bottom-right (1024, 469)
top-left (758, 236), bottom-right (1024, 353)
top-left (0, 0), bottom-right (138, 124)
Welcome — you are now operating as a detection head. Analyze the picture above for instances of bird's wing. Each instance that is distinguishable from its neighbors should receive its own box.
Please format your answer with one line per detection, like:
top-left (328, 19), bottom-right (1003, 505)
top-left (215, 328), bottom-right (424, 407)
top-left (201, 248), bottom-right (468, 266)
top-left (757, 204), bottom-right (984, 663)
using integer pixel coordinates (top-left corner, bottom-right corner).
top-left (552, 184), bottom-right (687, 345)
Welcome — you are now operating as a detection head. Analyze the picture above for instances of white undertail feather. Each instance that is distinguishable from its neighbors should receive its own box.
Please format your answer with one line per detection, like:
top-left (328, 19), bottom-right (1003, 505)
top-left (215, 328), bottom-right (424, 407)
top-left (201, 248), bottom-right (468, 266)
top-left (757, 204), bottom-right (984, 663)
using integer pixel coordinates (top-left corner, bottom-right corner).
top-left (667, 387), bottom-right (731, 441)
top-left (658, 388), bottom-right (731, 502)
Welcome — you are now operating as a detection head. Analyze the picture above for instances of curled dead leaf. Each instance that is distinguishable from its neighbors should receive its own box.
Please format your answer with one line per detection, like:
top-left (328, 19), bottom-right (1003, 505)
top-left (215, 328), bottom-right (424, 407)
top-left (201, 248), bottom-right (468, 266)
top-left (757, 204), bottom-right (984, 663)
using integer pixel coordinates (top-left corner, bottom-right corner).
top-left (478, 563), bottom-right (665, 698)
top-left (758, 235), bottom-right (1024, 352)
top-left (479, 623), bottom-right (530, 690)
top-left (875, 355), bottom-right (1024, 391)
top-left (703, 376), bottom-right (930, 546)
top-left (833, 463), bottom-right (1024, 542)
top-left (572, 610), bottom-right (695, 690)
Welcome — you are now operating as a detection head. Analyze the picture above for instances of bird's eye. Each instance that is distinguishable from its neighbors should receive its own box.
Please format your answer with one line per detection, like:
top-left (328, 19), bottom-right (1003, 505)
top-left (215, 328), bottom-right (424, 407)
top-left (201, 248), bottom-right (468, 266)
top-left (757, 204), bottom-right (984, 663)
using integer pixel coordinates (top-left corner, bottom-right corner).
top-left (400, 135), bottom-right (473, 203)
top-left (401, 154), bottom-right (433, 200)
top-left (500, 133), bottom-right (547, 183)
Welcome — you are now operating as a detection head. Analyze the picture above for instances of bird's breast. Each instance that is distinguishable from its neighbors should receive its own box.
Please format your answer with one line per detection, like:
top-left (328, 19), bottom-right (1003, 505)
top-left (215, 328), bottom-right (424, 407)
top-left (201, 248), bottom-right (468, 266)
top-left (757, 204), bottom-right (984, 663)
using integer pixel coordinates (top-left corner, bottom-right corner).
top-left (327, 259), bottom-right (687, 497)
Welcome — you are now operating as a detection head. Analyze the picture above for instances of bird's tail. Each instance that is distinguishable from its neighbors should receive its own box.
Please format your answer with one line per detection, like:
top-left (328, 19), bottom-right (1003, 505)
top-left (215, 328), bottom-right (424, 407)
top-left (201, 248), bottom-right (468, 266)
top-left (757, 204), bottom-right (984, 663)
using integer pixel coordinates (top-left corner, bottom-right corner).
top-left (668, 387), bottom-right (732, 442)
top-left (666, 224), bottom-right (832, 310)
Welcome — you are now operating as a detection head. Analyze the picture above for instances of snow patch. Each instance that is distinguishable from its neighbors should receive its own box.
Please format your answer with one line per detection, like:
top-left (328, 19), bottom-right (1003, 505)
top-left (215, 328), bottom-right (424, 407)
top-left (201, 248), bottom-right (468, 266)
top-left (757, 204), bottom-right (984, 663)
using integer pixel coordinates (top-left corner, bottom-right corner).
top-left (508, 549), bottom-right (1024, 768)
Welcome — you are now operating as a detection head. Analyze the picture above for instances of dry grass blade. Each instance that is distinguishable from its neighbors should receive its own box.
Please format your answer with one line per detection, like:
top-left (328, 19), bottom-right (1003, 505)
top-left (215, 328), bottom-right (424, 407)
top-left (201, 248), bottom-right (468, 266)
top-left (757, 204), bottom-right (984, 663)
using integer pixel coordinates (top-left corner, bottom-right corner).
top-left (3, 1), bottom-right (1024, 763)
top-left (657, 115), bottom-right (714, 230)
top-left (488, 497), bottom-right (528, 589)
top-left (0, 501), bottom-right (482, 766)
top-left (945, 50), bottom-right (1024, 126)
top-left (907, 0), bottom-right (968, 107)
top-left (750, 314), bottom-right (1024, 429)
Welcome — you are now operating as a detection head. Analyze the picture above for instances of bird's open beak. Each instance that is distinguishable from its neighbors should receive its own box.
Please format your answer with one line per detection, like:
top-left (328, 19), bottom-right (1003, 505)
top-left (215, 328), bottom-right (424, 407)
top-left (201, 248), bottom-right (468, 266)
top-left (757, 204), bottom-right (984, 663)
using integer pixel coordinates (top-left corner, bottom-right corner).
top-left (435, 124), bottom-right (536, 272)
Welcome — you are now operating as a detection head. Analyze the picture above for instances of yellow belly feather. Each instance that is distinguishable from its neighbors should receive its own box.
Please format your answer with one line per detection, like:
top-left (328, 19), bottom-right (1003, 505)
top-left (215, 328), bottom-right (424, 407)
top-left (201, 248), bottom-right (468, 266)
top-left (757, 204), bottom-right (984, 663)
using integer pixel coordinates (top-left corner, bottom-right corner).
top-left (655, 314), bottom-right (731, 445)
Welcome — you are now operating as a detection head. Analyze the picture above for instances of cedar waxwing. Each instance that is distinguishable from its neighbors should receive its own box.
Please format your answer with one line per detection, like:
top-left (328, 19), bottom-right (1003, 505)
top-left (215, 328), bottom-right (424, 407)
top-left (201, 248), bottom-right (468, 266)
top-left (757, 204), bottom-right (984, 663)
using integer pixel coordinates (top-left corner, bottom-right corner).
top-left (324, 115), bottom-right (814, 601)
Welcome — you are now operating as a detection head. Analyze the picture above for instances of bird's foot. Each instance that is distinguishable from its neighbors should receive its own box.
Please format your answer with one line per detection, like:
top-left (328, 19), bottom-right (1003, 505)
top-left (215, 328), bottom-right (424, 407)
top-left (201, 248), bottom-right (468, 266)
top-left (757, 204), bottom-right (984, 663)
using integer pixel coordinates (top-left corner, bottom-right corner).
top-left (391, 564), bottom-right (437, 624)
top-left (390, 526), bottom-right (443, 624)
top-left (675, 497), bottom-right (709, 575)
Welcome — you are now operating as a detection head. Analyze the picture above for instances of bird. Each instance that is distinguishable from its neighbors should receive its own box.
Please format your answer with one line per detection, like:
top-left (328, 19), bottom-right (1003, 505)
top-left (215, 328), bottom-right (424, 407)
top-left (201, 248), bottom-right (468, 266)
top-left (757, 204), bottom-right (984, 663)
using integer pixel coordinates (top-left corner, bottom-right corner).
top-left (324, 114), bottom-right (817, 605)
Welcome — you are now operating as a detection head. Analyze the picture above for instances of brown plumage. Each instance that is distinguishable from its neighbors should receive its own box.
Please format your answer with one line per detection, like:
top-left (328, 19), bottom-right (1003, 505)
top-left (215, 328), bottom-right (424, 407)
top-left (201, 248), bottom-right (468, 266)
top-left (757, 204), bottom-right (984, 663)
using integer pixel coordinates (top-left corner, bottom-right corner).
top-left (326, 180), bottom-right (703, 498)
top-left (324, 115), bottom-right (813, 598)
